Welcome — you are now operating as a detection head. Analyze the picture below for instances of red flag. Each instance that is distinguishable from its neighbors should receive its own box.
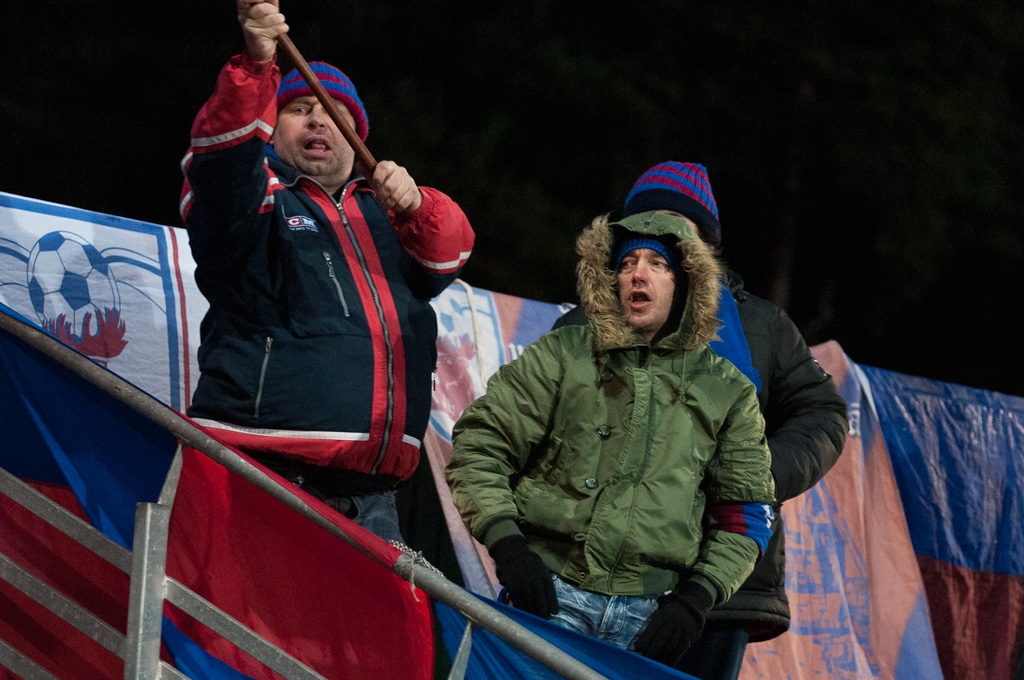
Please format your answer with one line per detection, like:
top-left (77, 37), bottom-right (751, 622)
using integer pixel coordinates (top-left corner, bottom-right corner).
top-left (165, 446), bottom-right (435, 679)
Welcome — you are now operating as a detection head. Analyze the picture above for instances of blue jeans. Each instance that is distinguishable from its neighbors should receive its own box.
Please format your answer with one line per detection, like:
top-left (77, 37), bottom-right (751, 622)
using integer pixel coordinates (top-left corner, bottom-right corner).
top-left (320, 490), bottom-right (404, 544)
top-left (253, 453), bottom-right (405, 545)
top-left (548, 576), bottom-right (660, 650)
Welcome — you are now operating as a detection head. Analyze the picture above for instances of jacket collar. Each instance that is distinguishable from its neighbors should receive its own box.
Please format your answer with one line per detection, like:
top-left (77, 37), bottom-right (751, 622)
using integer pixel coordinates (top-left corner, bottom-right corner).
top-left (264, 145), bottom-right (365, 195)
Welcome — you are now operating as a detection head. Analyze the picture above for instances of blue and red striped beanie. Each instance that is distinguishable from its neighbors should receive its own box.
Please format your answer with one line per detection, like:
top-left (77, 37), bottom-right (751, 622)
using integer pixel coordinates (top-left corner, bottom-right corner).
top-left (277, 61), bottom-right (370, 142)
top-left (623, 162), bottom-right (721, 248)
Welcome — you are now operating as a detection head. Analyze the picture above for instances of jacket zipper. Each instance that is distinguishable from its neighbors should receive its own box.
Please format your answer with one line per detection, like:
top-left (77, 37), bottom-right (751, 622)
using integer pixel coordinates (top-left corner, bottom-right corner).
top-left (254, 336), bottom-right (273, 418)
top-left (322, 251), bottom-right (351, 316)
top-left (608, 349), bottom-right (653, 578)
top-left (336, 185), bottom-right (396, 474)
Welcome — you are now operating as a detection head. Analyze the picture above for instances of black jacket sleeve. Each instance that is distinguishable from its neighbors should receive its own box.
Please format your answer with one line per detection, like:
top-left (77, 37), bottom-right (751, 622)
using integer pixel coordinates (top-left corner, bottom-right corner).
top-left (737, 292), bottom-right (848, 502)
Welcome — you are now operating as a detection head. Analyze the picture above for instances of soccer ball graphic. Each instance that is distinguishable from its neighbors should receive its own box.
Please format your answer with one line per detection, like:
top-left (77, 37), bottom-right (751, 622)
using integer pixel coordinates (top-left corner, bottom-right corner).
top-left (27, 231), bottom-right (122, 341)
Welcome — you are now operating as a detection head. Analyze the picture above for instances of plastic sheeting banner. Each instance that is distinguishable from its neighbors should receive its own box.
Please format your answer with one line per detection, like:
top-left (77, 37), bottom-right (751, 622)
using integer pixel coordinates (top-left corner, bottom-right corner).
top-left (738, 343), bottom-right (944, 679)
top-left (864, 366), bottom-right (1024, 679)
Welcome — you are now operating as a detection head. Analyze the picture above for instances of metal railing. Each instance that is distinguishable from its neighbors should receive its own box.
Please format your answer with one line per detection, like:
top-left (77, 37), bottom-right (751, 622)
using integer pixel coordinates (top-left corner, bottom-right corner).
top-left (0, 308), bottom-right (608, 680)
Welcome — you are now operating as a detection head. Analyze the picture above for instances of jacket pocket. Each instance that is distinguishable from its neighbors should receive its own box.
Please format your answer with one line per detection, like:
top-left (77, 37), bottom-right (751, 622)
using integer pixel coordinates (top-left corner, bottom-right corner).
top-left (525, 434), bottom-right (592, 497)
top-left (281, 243), bottom-right (369, 338)
top-left (322, 251), bottom-right (351, 317)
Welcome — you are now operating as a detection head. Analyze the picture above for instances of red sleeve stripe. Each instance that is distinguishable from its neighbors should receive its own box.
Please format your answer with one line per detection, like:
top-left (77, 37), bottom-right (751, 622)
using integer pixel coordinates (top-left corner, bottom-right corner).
top-left (707, 502), bottom-right (775, 558)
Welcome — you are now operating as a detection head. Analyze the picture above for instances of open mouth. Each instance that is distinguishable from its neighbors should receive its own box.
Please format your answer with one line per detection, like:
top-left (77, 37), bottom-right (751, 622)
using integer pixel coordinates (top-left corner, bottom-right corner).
top-left (303, 137), bottom-right (331, 154)
top-left (626, 290), bottom-right (652, 313)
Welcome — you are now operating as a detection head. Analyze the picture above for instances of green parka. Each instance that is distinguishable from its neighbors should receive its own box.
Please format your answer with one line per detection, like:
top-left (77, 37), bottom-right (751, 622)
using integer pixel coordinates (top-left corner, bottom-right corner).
top-left (446, 212), bottom-right (776, 604)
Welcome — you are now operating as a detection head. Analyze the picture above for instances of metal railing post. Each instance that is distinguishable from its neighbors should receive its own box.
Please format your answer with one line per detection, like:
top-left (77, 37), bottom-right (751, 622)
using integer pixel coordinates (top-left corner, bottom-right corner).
top-left (124, 503), bottom-right (171, 680)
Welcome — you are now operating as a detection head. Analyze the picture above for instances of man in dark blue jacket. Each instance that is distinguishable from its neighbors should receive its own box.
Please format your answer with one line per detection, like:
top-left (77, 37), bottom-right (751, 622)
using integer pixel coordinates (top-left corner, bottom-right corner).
top-left (180, 0), bottom-right (474, 543)
top-left (554, 161), bottom-right (847, 677)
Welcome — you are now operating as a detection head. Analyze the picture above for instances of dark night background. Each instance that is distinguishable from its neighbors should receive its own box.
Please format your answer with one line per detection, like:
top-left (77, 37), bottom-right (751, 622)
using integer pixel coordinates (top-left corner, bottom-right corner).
top-left (3, 1), bottom-right (1023, 397)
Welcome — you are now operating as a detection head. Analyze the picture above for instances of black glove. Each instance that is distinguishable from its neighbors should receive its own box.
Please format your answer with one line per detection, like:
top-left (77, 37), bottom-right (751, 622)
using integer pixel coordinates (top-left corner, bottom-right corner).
top-left (488, 535), bottom-right (560, 619)
top-left (634, 581), bottom-right (715, 666)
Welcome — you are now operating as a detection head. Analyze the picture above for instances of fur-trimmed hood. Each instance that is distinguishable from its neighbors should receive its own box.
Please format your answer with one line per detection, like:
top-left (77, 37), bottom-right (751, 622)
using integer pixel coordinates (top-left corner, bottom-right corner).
top-left (575, 211), bottom-right (721, 351)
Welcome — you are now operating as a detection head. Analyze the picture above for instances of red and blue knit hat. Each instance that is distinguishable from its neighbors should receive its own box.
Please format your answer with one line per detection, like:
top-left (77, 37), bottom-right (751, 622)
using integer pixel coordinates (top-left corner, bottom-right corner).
top-left (623, 162), bottom-right (721, 248)
top-left (277, 61), bottom-right (370, 141)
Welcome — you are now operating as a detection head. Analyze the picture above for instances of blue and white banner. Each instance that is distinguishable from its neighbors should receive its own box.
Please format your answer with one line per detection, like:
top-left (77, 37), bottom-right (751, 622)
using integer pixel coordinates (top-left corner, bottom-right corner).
top-left (0, 192), bottom-right (205, 410)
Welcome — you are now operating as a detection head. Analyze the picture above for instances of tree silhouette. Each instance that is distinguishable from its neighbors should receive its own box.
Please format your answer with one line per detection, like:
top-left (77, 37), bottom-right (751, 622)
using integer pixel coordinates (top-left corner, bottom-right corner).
top-left (3, 0), bottom-right (1022, 395)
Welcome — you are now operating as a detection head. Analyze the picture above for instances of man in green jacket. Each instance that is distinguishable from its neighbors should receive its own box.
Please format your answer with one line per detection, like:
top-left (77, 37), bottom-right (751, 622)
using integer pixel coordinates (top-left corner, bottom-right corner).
top-left (445, 210), bottom-right (777, 666)
top-left (554, 161), bottom-right (848, 679)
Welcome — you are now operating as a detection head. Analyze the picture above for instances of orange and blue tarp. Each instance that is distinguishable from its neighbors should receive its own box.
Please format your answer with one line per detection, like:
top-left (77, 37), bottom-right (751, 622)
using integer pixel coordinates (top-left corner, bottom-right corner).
top-left (863, 366), bottom-right (1024, 679)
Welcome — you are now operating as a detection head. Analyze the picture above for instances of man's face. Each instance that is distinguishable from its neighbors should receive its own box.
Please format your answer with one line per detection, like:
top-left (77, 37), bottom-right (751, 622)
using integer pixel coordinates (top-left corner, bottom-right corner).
top-left (271, 96), bottom-right (357, 194)
top-left (617, 247), bottom-right (677, 342)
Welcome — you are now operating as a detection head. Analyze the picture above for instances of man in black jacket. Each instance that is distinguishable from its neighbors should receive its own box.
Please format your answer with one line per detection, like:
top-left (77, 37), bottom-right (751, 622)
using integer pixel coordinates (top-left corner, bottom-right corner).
top-left (553, 161), bottom-right (847, 679)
